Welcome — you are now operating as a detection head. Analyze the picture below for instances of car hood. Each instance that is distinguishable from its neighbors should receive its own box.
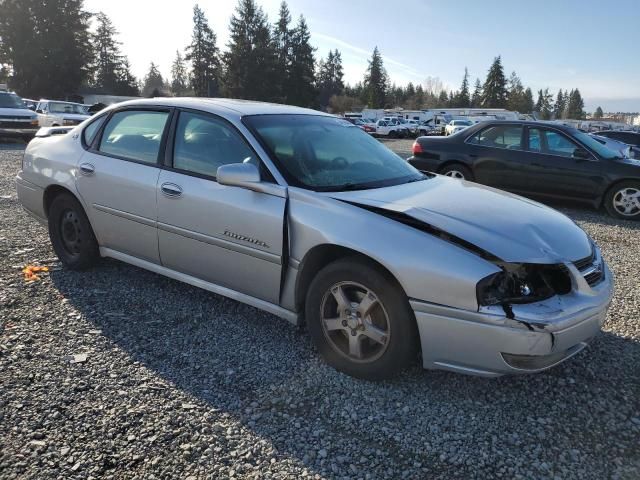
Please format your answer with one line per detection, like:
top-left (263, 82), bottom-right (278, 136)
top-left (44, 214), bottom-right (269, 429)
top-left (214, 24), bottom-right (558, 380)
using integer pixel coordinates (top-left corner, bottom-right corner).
top-left (0, 107), bottom-right (36, 118)
top-left (328, 176), bottom-right (592, 264)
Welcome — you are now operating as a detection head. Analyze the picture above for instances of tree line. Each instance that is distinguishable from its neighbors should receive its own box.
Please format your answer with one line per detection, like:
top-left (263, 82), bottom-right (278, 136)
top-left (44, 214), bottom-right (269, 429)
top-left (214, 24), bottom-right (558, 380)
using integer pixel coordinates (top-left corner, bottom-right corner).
top-left (0, 0), bottom-right (587, 119)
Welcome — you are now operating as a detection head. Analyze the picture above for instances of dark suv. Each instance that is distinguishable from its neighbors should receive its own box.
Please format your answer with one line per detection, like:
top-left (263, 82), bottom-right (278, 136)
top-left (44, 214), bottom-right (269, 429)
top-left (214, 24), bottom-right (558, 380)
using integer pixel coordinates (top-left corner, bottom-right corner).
top-left (409, 121), bottom-right (640, 220)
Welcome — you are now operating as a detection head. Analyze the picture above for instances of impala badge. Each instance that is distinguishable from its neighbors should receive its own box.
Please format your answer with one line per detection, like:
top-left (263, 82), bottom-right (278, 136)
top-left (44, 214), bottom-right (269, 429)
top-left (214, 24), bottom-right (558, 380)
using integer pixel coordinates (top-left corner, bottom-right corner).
top-left (223, 230), bottom-right (269, 248)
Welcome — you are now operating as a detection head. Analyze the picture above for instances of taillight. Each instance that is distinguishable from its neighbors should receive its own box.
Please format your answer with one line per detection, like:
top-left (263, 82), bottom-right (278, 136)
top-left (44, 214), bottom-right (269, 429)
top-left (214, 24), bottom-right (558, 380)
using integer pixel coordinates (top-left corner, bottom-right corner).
top-left (412, 141), bottom-right (423, 155)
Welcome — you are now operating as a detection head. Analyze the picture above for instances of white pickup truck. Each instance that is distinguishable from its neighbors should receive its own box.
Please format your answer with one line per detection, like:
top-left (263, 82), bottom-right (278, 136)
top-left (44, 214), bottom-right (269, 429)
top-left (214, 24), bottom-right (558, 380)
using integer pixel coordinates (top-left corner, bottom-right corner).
top-left (373, 119), bottom-right (407, 138)
top-left (0, 91), bottom-right (39, 140)
top-left (36, 100), bottom-right (90, 127)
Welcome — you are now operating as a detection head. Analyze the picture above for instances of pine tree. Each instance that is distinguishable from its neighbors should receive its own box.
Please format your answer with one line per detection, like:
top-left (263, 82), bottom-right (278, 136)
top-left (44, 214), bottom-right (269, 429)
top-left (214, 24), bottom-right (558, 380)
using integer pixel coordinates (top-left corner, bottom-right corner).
top-left (594, 106), bottom-right (604, 119)
top-left (506, 71), bottom-right (527, 112)
top-left (471, 78), bottom-right (482, 107)
top-left (363, 47), bottom-right (387, 108)
top-left (456, 67), bottom-right (470, 107)
top-left (553, 89), bottom-right (566, 119)
top-left (535, 88), bottom-right (553, 119)
top-left (317, 49), bottom-right (344, 109)
top-left (185, 5), bottom-right (220, 97)
top-left (565, 88), bottom-right (585, 119)
top-left (224, 0), bottom-right (278, 101)
top-left (523, 87), bottom-right (534, 113)
top-left (142, 62), bottom-right (164, 97)
top-left (170, 51), bottom-right (188, 96)
top-left (437, 90), bottom-right (449, 107)
top-left (90, 12), bottom-right (138, 96)
top-left (481, 56), bottom-right (507, 108)
top-left (0, 0), bottom-right (92, 98)
top-left (286, 15), bottom-right (316, 106)
top-left (273, 1), bottom-right (292, 103)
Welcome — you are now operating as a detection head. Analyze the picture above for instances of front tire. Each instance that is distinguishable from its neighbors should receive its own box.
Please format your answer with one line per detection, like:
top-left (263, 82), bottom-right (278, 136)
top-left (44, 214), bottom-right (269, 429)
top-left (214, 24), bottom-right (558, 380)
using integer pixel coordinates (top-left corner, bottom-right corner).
top-left (48, 194), bottom-right (99, 270)
top-left (604, 181), bottom-right (640, 220)
top-left (305, 257), bottom-right (419, 380)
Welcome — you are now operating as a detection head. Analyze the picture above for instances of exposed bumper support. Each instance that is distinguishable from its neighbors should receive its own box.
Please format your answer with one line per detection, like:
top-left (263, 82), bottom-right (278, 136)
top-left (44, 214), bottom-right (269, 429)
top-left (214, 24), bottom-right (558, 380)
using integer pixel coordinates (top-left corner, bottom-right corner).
top-left (411, 263), bottom-right (613, 377)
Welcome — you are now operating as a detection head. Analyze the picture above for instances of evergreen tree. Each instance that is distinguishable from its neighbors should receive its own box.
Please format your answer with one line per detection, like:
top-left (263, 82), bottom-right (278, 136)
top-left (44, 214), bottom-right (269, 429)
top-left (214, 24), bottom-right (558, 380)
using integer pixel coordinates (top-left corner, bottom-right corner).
top-left (317, 49), bottom-right (344, 108)
top-left (170, 51), bottom-right (188, 96)
top-left (90, 12), bottom-right (138, 96)
top-left (506, 71), bottom-right (527, 113)
top-left (471, 78), bottom-right (482, 107)
top-left (594, 106), bottom-right (604, 119)
top-left (437, 90), bottom-right (449, 107)
top-left (535, 88), bottom-right (553, 119)
top-left (414, 84), bottom-right (425, 109)
top-left (142, 62), bottom-right (164, 97)
top-left (185, 4), bottom-right (220, 97)
top-left (273, 1), bottom-right (293, 103)
top-left (565, 88), bottom-right (585, 119)
top-left (0, 0), bottom-right (92, 98)
top-left (363, 47), bottom-right (387, 108)
top-left (481, 56), bottom-right (507, 108)
top-left (286, 15), bottom-right (316, 106)
top-left (224, 0), bottom-right (278, 101)
top-left (553, 89), bottom-right (566, 119)
top-left (523, 87), bottom-right (534, 113)
top-left (455, 67), bottom-right (470, 107)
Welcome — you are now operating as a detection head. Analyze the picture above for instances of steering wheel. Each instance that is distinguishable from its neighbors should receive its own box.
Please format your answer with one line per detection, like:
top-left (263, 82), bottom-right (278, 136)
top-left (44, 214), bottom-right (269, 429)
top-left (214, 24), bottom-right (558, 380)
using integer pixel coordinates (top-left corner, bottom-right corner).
top-left (331, 157), bottom-right (349, 169)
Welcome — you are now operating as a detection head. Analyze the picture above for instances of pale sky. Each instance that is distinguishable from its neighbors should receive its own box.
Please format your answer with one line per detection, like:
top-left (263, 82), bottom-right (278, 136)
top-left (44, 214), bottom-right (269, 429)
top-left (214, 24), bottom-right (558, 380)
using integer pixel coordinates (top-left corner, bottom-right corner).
top-left (84, 0), bottom-right (640, 112)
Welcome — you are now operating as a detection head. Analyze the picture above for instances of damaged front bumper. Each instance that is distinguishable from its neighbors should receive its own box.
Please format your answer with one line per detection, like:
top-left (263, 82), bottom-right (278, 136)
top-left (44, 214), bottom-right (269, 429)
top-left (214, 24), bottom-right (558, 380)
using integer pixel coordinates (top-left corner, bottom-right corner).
top-left (412, 259), bottom-right (614, 377)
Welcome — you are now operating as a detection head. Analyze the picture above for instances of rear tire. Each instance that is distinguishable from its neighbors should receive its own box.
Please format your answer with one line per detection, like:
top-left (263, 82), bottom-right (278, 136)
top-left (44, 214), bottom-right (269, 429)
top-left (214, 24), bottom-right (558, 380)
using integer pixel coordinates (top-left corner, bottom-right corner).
top-left (305, 257), bottom-right (419, 380)
top-left (604, 181), bottom-right (640, 220)
top-left (440, 163), bottom-right (474, 181)
top-left (388, 130), bottom-right (397, 139)
top-left (48, 194), bottom-right (100, 270)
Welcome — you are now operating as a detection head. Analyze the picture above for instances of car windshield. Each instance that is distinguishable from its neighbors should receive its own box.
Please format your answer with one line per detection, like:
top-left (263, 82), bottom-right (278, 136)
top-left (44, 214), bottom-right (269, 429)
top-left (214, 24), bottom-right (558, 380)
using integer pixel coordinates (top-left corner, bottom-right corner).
top-left (244, 114), bottom-right (425, 191)
top-left (455, 120), bottom-right (472, 126)
top-left (0, 93), bottom-right (26, 109)
top-left (573, 130), bottom-right (624, 159)
top-left (48, 102), bottom-right (87, 114)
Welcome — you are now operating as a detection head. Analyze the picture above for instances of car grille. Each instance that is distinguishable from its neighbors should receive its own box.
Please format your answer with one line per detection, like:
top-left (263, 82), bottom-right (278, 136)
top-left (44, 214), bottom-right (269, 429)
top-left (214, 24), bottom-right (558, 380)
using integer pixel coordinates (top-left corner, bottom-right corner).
top-left (573, 250), bottom-right (604, 286)
top-left (0, 120), bottom-right (34, 128)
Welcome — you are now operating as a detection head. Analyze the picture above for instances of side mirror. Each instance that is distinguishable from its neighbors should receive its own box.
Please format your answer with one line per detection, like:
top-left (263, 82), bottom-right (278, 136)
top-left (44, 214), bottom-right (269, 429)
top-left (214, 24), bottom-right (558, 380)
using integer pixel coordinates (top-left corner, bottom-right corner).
top-left (573, 148), bottom-right (592, 160)
top-left (217, 162), bottom-right (261, 189)
top-left (35, 109), bottom-right (43, 114)
top-left (27, 105), bottom-right (36, 111)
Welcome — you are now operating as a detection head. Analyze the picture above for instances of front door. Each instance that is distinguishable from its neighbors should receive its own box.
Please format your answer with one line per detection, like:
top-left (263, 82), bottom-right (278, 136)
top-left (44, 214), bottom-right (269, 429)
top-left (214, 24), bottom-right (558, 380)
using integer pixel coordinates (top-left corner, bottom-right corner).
top-left (75, 108), bottom-right (171, 264)
top-left (156, 110), bottom-right (286, 304)
top-left (519, 127), bottom-right (603, 201)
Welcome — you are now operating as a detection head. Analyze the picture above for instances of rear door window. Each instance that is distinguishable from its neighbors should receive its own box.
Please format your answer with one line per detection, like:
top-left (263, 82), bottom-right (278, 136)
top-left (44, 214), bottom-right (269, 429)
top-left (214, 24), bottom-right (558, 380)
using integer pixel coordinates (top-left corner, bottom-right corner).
top-left (468, 125), bottom-right (523, 150)
top-left (98, 110), bottom-right (169, 164)
top-left (542, 130), bottom-right (579, 157)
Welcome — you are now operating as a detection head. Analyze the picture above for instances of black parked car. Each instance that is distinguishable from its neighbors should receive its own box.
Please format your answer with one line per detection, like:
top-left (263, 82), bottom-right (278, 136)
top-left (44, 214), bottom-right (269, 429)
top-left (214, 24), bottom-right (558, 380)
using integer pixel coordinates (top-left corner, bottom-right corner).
top-left (596, 130), bottom-right (640, 147)
top-left (408, 121), bottom-right (640, 220)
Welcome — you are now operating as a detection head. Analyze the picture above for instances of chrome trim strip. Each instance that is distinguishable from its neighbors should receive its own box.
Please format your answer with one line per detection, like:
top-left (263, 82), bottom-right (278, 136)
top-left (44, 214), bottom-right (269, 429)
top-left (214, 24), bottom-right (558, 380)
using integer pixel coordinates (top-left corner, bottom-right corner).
top-left (100, 247), bottom-right (298, 324)
top-left (158, 221), bottom-right (281, 265)
top-left (93, 203), bottom-right (157, 227)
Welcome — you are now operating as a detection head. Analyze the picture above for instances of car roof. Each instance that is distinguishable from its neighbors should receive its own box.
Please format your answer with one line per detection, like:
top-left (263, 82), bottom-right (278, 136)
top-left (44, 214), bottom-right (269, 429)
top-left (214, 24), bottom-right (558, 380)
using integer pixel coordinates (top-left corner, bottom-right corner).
top-left (38, 99), bottom-right (85, 106)
top-left (469, 120), bottom-right (578, 132)
top-left (107, 97), bottom-right (332, 120)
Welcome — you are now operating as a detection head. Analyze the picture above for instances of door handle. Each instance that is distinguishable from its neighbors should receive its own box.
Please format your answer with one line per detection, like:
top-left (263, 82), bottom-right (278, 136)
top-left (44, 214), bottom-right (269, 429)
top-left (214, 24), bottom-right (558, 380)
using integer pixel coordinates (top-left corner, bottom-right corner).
top-left (161, 182), bottom-right (183, 198)
top-left (79, 163), bottom-right (95, 176)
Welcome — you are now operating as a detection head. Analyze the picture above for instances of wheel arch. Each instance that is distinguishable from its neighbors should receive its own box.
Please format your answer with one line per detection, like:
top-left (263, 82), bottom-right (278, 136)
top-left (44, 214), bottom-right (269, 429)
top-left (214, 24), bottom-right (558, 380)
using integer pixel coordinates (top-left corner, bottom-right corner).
top-left (43, 184), bottom-right (79, 218)
top-left (601, 178), bottom-right (640, 208)
top-left (438, 159), bottom-right (471, 173)
top-left (294, 244), bottom-right (405, 314)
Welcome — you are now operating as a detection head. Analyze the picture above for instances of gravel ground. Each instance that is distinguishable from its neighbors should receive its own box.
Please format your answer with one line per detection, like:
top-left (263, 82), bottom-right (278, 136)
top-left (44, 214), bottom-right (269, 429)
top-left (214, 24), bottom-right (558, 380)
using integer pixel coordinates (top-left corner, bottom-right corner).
top-left (1, 143), bottom-right (639, 480)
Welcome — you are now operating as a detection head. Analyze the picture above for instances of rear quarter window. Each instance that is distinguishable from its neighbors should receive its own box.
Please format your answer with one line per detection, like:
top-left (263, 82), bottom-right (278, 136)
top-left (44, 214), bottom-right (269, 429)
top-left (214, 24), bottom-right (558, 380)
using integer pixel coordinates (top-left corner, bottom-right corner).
top-left (82, 114), bottom-right (107, 148)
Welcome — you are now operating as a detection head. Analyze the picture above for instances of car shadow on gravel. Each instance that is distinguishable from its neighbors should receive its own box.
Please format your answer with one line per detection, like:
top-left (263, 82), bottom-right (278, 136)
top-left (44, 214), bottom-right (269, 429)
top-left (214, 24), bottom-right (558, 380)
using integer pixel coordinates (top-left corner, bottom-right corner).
top-left (47, 258), bottom-right (640, 478)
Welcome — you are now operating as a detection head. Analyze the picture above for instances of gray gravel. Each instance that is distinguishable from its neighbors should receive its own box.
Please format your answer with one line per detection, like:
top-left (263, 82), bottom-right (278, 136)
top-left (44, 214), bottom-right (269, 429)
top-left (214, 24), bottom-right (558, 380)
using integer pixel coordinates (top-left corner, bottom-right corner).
top-left (1, 143), bottom-right (639, 480)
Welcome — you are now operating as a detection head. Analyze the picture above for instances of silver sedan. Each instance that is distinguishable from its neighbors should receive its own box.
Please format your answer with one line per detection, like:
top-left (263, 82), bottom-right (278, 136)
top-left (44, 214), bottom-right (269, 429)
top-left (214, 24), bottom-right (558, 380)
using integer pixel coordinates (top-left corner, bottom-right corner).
top-left (16, 98), bottom-right (613, 379)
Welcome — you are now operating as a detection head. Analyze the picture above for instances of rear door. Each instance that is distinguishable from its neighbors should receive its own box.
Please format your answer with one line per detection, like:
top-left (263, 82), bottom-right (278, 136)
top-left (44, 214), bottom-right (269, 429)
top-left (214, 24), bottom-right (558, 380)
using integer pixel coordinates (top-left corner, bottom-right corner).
top-left (465, 124), bottom-right (527, 190)
top-left (156, 109), bottom-right (286, 304)
top-left (520, 126), bottom-right (603, 201)
top-left (76, 107), bottom-right (171, 263)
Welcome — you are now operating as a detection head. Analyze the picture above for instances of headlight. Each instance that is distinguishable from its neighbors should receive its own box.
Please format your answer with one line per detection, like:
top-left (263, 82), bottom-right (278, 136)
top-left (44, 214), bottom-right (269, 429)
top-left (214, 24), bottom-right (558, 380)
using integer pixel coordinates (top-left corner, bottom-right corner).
top-left (30, 119), bottom-right (38, 126)
top-left (476, 264), bottom-right (571, 306)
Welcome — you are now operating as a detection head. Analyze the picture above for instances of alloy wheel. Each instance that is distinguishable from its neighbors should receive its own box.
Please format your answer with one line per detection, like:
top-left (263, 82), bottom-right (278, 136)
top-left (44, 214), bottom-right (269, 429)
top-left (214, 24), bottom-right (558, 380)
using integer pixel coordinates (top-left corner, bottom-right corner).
top-left (319, 282), bottom-right (391, 363)
top-left (612, 187), bottom-right (640, 217)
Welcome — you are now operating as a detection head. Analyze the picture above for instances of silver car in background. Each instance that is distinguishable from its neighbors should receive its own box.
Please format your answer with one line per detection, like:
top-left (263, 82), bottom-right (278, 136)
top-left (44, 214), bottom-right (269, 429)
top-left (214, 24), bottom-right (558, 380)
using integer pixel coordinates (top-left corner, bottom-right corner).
top-left (16, 98), bottom-right (613, 379)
